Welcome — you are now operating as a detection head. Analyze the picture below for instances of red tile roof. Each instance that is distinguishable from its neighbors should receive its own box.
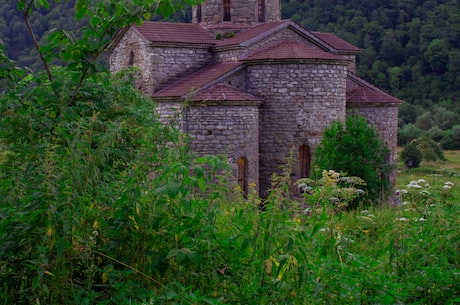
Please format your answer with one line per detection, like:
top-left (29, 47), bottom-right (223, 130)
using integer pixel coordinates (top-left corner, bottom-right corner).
top-left (313, 32), bottom-right (362, 53)
top-left (243, 41), bottom-right (347, 62)
top-left (347, 73), bottom-right (402, 104)
top-left (153, 62), bottom-right (243, 98)
top-left (191, 84), bottom-right (262, 102)
top-left (217, 20), bottom-right (290, 46)
top-left (134, 21), bottom-right (216, 45)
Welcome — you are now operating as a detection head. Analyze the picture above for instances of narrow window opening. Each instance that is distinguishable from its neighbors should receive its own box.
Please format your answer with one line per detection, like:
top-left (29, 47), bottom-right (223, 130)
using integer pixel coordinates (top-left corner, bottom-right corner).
top-left (129, 51), bottom-right (135, 66)
top-left (196, 4), bottom-right (202, 23)
top-left (237, 157), bottom-right (248, 195)
top-left (299, 145), bottom-right (311, 178)
top-left (223, 0), bottom-right (231, 21)
top-left (258, 0), bottom-right (266, 22)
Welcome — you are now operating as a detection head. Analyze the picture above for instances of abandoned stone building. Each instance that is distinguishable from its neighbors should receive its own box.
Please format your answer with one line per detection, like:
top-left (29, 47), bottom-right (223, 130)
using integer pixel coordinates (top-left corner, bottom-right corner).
top-left (109, 0), bottom-right (402, 195)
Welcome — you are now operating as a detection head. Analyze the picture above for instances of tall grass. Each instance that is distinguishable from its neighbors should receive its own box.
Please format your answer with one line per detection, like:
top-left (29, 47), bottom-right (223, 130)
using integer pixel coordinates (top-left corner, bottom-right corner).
top-left (1, 146), bottom-right (459, 304)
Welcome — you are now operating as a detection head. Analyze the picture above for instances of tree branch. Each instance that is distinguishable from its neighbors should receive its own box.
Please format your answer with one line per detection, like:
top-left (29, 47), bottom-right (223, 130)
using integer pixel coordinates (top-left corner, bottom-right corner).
top-left (20, 0), bottom-right (54, 83)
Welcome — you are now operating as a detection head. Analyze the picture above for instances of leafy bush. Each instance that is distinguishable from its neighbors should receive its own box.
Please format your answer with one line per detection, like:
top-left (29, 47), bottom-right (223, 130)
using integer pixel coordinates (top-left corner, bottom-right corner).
top-left (413, 136), bottom-right (446, 161)
top-left (401, 141), bottom-right (423, 168)
top-left (313, 114), bottom-right (391, 206)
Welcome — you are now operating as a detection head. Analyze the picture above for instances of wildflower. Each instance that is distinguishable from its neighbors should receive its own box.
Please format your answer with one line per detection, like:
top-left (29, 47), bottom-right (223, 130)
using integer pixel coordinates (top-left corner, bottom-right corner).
top-left (397, 217), bottom-right (408, 222)
top-left (407, 181), bottom-right (422, 189)
top-left (420, 190), bottom-right (430, 196)
top-left (444, 181), bottom-right (454, 186)
top-left (417, 218), bottom-right (427, 222)
top-left (362, 229), bottom-right (370, 234)
top-left (443, 184), bottom-right (452, 190)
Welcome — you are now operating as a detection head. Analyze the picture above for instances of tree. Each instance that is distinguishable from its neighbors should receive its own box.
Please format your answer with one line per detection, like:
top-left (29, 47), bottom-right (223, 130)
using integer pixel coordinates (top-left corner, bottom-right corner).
top-left (0, 0), bottom-right (206, 303)
top-left (313, 114), bottom-right (391, 206)
top-left (401, 141), bottom-right (423, 169)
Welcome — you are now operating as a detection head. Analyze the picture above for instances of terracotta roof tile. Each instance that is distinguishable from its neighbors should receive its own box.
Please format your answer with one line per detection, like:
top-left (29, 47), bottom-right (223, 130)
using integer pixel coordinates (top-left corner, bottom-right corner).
top-left (313, 32), bottom-right (361, 53)
top-left (347, 74), bottom-right (402, 104)
top-left (217, 20), bottom-right (290, 46)
top-left (135, 21), bottom-right (216, 45)
top-left (191, 84), bottom-right (262, 102)
top-left (243, 41), bottom-right (347, 61)
top-left (153, 62), bottom-right (243, 98)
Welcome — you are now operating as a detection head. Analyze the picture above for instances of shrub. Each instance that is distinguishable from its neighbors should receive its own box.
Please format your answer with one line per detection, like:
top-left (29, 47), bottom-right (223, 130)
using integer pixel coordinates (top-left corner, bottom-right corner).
top-left (313, 114), bottom-right (391, 206)
top-left (398, 123), bottom-right (424, 146)
top-left (401, 141), bottom-right (423, 168)
top-left (413, 136), bottom-right (446, 161)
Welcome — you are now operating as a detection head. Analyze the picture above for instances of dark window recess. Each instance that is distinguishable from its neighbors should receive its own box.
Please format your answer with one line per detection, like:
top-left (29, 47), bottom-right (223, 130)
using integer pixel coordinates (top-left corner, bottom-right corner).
top-left (223, 0), bottom-right (231, 21)
top-left (237, 157), bottom-right (248, 195)
top-left (299, 144), bottom-right (311, 178)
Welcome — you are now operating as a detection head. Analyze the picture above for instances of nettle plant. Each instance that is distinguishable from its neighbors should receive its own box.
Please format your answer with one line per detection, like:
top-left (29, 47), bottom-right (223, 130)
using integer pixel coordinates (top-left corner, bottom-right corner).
top-left (297, 169), bottom-right (366, 213)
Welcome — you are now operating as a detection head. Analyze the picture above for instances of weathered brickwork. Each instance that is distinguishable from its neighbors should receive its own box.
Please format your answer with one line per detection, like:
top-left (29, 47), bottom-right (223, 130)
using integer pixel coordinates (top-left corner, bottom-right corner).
top-left (186, 105), bottom-right (260, 186)
top-left (110, 0), bottom-right (401, 196)
top-left (193, 0), bottom-right (281, 25)
top-left (110, 29), bottom-right (213, 95)
top-left (247, 62), bottom-right (348, 192)
top-left (110, 29), bottom-right (155, 93)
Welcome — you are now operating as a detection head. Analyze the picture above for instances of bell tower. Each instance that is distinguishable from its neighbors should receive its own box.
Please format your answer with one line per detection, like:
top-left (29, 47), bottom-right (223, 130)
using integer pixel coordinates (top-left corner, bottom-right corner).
top-left (192, 0), bottom-right (281, 25)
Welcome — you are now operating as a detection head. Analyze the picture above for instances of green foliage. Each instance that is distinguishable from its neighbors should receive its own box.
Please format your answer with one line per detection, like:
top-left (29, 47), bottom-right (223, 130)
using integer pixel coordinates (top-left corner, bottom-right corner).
top-left (2, 1), bottom-right (460, 304)
top-left (413, 136), bottom-right (446, 162)
top-left (313, 114), bottom-right (391, 206)
top-left (401, 141), bottom-right (423, 169)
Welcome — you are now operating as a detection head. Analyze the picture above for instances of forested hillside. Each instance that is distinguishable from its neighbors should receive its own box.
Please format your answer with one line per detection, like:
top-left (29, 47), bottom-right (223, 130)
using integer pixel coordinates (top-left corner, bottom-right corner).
top-left (1, 0), bottom-right (459, 148)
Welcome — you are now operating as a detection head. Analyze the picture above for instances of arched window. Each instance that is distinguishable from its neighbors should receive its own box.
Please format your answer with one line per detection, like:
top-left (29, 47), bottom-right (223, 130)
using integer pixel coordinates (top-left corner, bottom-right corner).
top-left (258, 0), bottom-right (266, 22)
top-left (223, 0), bottom-right (231, 21)
top-left (129, 51), bottom-right (135, 66)
top-left (196, 4), bottom-right (202, 23)
top-left (299, 145), bottom-right (311, 178)
top-left (237, 157), bottom-right (248, 195)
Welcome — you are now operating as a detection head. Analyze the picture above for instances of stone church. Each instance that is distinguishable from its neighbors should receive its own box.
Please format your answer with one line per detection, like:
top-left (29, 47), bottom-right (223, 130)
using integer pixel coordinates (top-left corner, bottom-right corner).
top-left (110, 0), bottom-right (401, 195)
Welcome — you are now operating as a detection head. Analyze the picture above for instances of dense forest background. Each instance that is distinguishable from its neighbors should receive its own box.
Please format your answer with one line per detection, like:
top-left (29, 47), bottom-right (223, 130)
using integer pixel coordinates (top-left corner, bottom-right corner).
top-left (1, 0), bottom-right (459, 148)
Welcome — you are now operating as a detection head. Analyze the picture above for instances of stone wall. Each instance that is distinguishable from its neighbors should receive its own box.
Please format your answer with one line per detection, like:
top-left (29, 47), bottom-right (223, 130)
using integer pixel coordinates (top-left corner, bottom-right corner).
top-left (247, 62), bottom-right (348, 193)
top-left (110, 28), bottom-right (154, 93)
top-left (149, 46), bottom-right (213, 94)
top-left (186, 104), bottom-right (261, 190)
top-left (347, 105), bottom-right (400, 165)
top-left (193, 0), bottom-right (281, 25)
top-left (110, 28), bottom-right (213, 95)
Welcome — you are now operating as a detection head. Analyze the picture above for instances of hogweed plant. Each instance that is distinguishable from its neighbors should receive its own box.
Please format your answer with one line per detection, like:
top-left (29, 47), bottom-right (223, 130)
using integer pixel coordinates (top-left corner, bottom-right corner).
top-left (296, 169), bottom-right (367, 214)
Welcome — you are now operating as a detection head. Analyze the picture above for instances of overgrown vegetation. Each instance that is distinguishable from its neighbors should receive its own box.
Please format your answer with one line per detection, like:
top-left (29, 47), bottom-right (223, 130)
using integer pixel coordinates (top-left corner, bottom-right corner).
top-left (313, 114), bottom-right (391, 205)
top-left (1, 1), bottom-right (459, 304)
